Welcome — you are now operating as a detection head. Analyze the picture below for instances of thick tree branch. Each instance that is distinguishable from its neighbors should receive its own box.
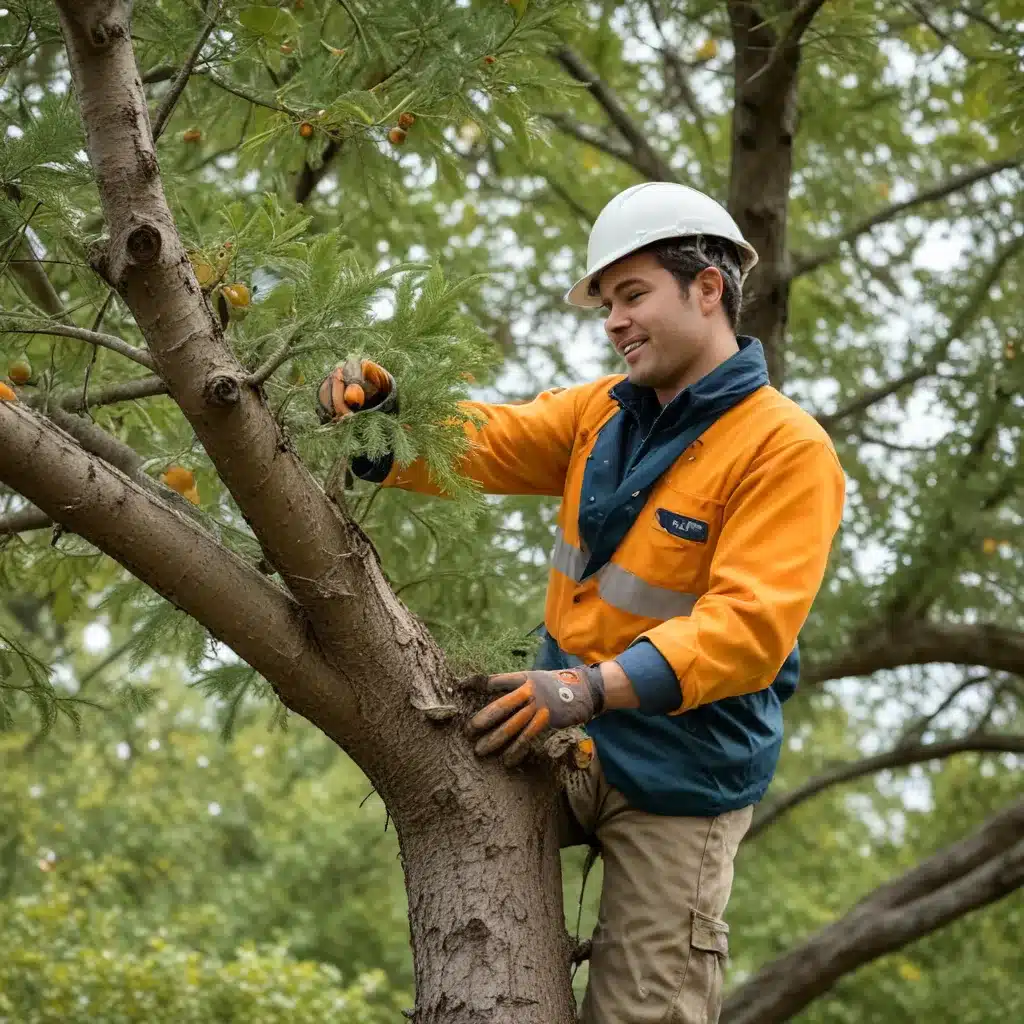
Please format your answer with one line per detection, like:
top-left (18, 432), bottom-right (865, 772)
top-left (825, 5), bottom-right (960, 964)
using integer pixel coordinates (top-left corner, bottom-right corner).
top-left (4, 323), bottom-right (156, 369)
top-left (150, 3), bottom-right (221, 141)
top-left (749, 735), bottom-right (1024, 839)
top-left (0, 399), bottom-right (341, 701)
top-left (859, 800), bottom-right (1024, 911)
top-left (0, 505), bottom-right (53, 535)
top-left (791, 156), bottom-right (1023, 278)
top-left (805, 621), bottom-right (1024, 685)
top-left (52, 0), bottom-right (455, 753)
top-left (3, 401), bottom-right (197, 534)
top-left (554, 45), bottom-right (678, 183)
top-left (817, 232), bottom-right (1024, 429)
top-left (724, 800), bottom-right (1024, 1024)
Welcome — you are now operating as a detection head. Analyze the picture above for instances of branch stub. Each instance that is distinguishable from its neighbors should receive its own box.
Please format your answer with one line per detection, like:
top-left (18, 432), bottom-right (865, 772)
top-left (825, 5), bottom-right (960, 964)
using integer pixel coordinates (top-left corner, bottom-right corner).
top-left (126, 224), bottom-right (162, 267)
top-left (204, 374), bottom-right (241, 407)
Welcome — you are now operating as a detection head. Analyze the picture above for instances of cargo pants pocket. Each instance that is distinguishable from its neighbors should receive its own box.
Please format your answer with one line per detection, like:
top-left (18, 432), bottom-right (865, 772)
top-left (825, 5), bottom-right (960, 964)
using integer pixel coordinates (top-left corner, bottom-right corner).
top-left (667, 908), bottom-right (730, 1024)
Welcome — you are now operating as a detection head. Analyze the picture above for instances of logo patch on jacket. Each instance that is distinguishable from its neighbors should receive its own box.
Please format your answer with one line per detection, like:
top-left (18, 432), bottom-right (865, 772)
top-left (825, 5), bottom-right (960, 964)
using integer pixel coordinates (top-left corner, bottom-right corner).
top-left (656, 509), bottom-right (709, 543)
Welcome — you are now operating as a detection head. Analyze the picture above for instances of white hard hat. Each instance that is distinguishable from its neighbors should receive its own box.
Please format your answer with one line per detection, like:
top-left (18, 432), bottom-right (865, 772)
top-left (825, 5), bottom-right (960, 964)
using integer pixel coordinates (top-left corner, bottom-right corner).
top-left (564, 181), bottom-right (759, 307)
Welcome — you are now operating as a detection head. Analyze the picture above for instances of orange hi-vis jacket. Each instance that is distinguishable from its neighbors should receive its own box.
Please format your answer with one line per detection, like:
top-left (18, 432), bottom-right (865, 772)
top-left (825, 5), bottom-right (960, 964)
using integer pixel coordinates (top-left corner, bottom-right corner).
top-left (358, 337), bottom-right (846, 815)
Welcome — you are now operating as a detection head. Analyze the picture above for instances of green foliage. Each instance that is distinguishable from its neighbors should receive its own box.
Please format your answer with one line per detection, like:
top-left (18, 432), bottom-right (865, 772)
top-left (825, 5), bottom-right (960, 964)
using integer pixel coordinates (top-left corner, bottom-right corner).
top-left (2, 896), bottom-right (396, 1024)
top-left (0, 708), bottom-right (414, 1016)
top-left (1, 0), bottom-right (1022, 1019)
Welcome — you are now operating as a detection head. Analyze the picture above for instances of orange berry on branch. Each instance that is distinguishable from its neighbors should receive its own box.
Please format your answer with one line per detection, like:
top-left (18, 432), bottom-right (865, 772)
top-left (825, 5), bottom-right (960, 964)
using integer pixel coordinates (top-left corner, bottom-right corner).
top-left (388, 127), bottom-right (407, 145)
top-left (161, 465), bottom-right (195, 495)
top-left (182, 128), bottom-right (201, 143)
top-left (0, 380), bottom-right (17, 402)
top-left (8, 357), bottom-right (31, 385)
top-left (221, 283), bottom-right (251, 308)
top-left (398, 111), bottom-right (415, 129)
top-left (299, 121), bottom-right (314, 138)
top-left (483, 55), bottom-right (496, 65)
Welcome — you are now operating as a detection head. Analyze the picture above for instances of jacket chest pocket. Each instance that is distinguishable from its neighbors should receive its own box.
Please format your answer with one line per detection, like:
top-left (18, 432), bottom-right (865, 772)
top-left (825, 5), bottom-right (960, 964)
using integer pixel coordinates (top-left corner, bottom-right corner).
top-left (645, 489), bottom-right (723, 590)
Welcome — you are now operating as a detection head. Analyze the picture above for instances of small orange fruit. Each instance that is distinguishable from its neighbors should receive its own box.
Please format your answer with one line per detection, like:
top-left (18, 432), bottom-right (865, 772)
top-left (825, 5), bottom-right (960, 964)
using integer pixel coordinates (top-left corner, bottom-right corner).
top-left (343, 383), bottom-right (365, 409)
top-left (483, 55), bottom-right (496, 65)
top-left (388, 127), bottom-right (407, 145)
top-left (8, 357), bottom-right (31, 385)
top-left (183, 128), bottom-right (201, 143)
top-left (0, 381), bottom-right (17, 402)
top-left (299, 121), bottom-right (314, 138)
top-left (221, 283), bottom-right (251, 308)
top-left (398, 111), bottom-right (415, 129)
top-left (161, 465), bottom-right (195, 494)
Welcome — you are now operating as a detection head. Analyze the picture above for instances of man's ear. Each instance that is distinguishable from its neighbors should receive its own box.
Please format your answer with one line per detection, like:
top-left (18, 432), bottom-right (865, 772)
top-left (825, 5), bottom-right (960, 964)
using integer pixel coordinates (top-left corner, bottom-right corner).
top-left (694, 267), bottom-right (725, 314)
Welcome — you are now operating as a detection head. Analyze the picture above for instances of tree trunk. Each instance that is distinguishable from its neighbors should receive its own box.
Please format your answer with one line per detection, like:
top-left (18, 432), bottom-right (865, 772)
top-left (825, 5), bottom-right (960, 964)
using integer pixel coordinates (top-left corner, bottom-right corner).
top-left (31, 6), bottom-right (582, 1020)
top-left (392, 766), bottom-right (575, 1023)
top-left (728, 1), bottom-right (806, 388)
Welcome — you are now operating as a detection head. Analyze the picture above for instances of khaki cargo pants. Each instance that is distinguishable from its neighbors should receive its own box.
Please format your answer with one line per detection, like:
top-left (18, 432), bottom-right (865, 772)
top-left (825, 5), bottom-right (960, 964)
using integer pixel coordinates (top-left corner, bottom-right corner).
top-left (560, 751), bottom-right (753, 1024)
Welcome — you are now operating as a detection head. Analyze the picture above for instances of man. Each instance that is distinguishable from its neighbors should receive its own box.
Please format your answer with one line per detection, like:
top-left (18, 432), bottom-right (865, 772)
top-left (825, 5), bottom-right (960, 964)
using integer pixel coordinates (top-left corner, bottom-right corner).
top-left (317, 182), bottom-right (846, 1024)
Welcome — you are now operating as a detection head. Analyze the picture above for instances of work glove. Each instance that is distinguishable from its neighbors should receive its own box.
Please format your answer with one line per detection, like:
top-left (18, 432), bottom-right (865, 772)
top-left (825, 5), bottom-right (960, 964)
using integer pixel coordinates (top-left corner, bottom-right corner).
top-left (316, 357), bottom-right (398, 423)
top-left (464, 665), bottom-right (606, 767)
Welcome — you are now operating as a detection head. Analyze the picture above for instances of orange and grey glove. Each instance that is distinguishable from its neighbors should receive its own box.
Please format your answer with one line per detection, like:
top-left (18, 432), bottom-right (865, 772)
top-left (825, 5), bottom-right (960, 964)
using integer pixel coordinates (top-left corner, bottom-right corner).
top-left (316, 357), bottom-right (398, 423)
top-left (464, 665), bottom-right (606, 766)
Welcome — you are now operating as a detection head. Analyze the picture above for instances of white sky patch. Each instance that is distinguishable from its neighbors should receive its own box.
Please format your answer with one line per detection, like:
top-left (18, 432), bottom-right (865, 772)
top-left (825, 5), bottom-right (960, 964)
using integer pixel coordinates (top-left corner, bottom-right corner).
top-left (83, 622), bottom-right (111, 653)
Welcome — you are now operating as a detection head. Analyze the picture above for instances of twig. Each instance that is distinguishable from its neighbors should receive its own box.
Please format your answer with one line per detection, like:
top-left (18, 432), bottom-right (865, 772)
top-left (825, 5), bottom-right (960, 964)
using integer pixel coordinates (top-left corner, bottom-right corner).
top-left (791, 156), bottom-right (1023, 279)
top-left (895, 673), bottom-right (993, 747)
top-left (2, 323), bottom-right (156, 370)
top-left (816, 233), bottom-right (1024, 429)
top-left (204, 71), bottom-right (295, 115)
top-left (336, 0), bottom-right (369, 57)
top-left (248, 336), bottom-right (295, 385)
top-left (742, 0), bottom-right (831, 90)
top-left (554, 44), bottom-right (678, 183)
top-left (151, 3), bottom-right (222, 141)
top-left (59, 375), bottom-right (169, 412)
top-left (748, 735), bottom-right (1024, 839)
top-left (544, 112), bottom-right (634, 164)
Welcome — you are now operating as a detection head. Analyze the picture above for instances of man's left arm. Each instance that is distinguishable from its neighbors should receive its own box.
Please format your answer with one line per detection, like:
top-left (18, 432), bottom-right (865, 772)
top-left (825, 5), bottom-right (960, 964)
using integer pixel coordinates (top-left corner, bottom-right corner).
top-left (610, 438), bottom-right (846, 714)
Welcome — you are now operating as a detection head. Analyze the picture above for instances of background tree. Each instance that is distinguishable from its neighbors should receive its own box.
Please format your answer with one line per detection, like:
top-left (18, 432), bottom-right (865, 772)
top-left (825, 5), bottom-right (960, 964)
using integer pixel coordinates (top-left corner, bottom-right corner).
top-left (1, 1), bottom-right (1021, 1022)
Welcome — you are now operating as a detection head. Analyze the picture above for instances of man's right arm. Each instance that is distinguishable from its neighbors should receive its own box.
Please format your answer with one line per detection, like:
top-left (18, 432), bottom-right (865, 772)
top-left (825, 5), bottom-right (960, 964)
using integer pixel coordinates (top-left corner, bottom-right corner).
top-left (319, 362), bottom-right (584, 498)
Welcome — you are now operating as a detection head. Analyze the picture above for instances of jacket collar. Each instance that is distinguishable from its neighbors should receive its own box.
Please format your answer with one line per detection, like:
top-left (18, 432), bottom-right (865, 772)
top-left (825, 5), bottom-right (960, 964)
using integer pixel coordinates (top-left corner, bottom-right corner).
top-left (609, 335), bottom-right (769, 433)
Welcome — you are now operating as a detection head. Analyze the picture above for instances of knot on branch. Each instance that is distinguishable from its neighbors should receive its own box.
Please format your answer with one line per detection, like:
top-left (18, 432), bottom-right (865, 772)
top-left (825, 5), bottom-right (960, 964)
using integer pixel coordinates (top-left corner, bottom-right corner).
top-left (203, 374), bottom-right (241, 408)
top-left (126, 224), bottom-right (162, 267)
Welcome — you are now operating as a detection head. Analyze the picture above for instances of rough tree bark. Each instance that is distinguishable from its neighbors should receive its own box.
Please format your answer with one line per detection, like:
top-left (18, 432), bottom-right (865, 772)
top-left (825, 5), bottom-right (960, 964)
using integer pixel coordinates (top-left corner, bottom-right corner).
top-left (3, 2), bottom-right (1021, 1021)
top-left (727, 0), bottom-right (827, 388)
top-left (0, 3), bottom-right (581, 1022)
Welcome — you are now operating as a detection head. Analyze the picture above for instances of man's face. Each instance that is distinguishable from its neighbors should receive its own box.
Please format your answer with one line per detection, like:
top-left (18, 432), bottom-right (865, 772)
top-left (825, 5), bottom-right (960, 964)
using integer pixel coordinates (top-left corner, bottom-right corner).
top-left (597, 251), bottom-right (721, 398)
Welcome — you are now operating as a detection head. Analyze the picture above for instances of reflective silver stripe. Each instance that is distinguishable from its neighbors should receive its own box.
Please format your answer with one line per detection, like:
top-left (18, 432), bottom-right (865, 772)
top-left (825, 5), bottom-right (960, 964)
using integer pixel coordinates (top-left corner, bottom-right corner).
top-left (596, 562), bottom-right (697, 620)
top-left (550, 529), bottom-right (587, 582)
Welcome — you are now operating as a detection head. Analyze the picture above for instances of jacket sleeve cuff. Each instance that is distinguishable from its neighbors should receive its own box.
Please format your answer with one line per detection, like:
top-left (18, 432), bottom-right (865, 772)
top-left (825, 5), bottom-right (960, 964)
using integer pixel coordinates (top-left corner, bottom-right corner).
top-left (616, 640), bottom-right (682, 715)
top-left (350, 451), bottom-right (394, 483)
